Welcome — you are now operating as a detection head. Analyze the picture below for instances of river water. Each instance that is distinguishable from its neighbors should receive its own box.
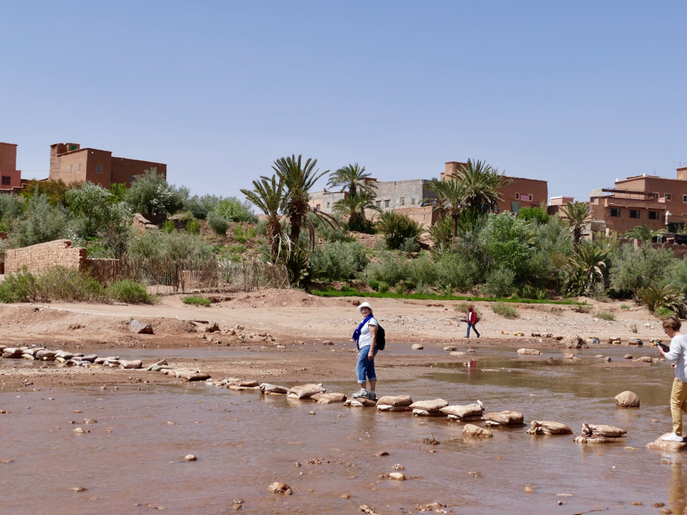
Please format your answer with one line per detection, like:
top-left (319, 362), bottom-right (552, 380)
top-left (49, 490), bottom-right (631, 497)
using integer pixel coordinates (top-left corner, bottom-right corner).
top-left (0, 345), bottom-right (683, 514)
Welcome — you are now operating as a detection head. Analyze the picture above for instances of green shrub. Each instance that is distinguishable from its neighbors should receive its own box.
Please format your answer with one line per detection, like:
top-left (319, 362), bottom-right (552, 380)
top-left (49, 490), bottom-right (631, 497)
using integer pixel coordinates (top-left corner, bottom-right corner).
top-left (436, 253), bottom-right (481, 292)
top-left (395, 281), bottom-right (407, 295)
top-left (483, 267), bottom-right (515, 298)
top-left (162, 220), bottom-right (175, 233)
top-left (0, 267), bottom-right (104, 303)
top-left (377, 281), bottom-right (389, 293)
top-left (207, 210), bottom-right (231, 236)
top-left (656, 307), bottom-right (677, 319)
top-left (400, 237), bottom-right (420, 253)
top-left (376, 211), bottom-right (421, 250)
top-left (15, 194), bottom-right (69, 247)
top-left (106, 280), bottom-right (155, 304)
top-left (638, 284), bottom-right (687, 318)
top-left (183, 295), bottom-right (212, 307)
top-left (368, 278), bottom-right (379, 291)
top-left (125, 168), bottom-right (183, 217)
top-left (185, 218), bottom-right (201, 234)
top-left (366, 251), bottom-right (411, 287)
top-left (310, 241), bottom-right (369, 282)
top-left (620, 304), bottom-right (630, 309)
top-left (596, 311), bottom-right (615, 321)
top-left (492, 302), bottom-right (519, 318)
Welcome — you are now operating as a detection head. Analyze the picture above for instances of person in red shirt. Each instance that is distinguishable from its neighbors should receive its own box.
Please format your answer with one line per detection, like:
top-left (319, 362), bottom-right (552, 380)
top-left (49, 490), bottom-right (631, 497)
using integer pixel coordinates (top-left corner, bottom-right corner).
top-left (466, 306), bottom-right (480, 338)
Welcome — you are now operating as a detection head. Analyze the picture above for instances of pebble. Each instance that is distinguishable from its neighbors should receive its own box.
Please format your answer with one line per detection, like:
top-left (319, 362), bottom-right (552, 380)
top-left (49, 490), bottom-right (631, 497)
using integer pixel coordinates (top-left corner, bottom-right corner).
top-left (341, 494), bottom-right (350, 499)
top-left (309, 411), bottom-right (316, 415)
top-left (524, 486), bottom-right (535, 494)
top-left (184, 454), bottom-right (197, 461)
top-left (84, 419), bottom-right (97, 424)
top-left (412, 344), bottom-right (424, 350)
top-left (468, 471), bottom-right (481, 477)
top-left (375, 451), bottom-right (389, 456)
top-left (392, 464), bottom-right (405, 471)
top-left (1, 459), bottom-right (14, 464)
top-left (653, 502), bottom-right (665, 508)
top-left (73, 427), bottom-right (86, 434)
top-left (631, 501), bottom-right (643, 506)
top-left (69, 487), bottom-right (87, 492)
top-left (659, 508), bottom-right (672, 515)
top-left (389, 472), bottom-right (405, 480)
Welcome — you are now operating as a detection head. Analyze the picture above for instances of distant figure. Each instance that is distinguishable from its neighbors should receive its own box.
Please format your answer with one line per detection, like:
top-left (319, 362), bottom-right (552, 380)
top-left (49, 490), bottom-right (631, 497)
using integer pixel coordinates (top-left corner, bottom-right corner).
top-left (466, 306), bottom-right (480, 339)
top-left (658, 317), bottom-right (687, 442)
top-left (352, 301), bottom-right (378, 401)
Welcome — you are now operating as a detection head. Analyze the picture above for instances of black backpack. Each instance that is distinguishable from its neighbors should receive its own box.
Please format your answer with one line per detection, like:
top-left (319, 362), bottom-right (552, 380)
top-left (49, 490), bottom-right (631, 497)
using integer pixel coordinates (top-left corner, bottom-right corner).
top-left (376, 325), bottom-right (386, 350)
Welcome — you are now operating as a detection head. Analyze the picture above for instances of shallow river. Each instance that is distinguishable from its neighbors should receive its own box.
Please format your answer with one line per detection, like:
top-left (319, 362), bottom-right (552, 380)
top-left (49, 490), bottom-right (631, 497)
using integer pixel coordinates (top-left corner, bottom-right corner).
top-left (1, 345), bottom-right (683, 514)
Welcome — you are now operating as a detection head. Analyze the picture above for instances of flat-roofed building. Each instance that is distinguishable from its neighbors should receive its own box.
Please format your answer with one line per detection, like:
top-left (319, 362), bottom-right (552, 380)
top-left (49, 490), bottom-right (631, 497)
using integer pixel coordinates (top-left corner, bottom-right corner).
top-left (49, 142), bottom-right (166, 188)
top-left (0, 142), bottom-right (22, 192)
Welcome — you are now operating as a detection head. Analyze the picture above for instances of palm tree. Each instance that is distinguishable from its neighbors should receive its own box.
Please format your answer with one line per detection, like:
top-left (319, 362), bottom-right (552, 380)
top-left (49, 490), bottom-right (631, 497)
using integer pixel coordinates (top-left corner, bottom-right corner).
top-left (327, 163), bottom-right (376, 198)
top-left (560, 201), bottom-right (590, 248)
top-left (240, 175), bottom-right (285, 257)
top-left (333, 191), bottom-right (379, 233)
top-left (625, 224), bottom-right (665, 245)
top-left (453, 159), bottom-right (512, 217)
top-left (272, 155), bottom-right (328, 243)
top-left (427, 178), bottom-right (468, 238)
top-left (566, 240), bottom-right (609, 295)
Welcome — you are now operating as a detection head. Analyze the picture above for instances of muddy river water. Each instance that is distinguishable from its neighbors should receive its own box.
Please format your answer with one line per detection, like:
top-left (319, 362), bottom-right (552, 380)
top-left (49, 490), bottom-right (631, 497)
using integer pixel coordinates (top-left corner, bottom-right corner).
top-left (1, 345), bottom-right (684, 514)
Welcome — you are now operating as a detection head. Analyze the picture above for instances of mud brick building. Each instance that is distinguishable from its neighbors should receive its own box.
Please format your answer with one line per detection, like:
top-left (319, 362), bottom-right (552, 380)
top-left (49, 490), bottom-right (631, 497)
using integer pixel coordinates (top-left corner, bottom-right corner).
top-left (49, 142), bottom-right (167, 188)
top-left (0, 142), bottom-right (23, 192)
top-left (442, 161), bottom-right (549, 214)
top-left (589, 167), bottom-right (687, 234)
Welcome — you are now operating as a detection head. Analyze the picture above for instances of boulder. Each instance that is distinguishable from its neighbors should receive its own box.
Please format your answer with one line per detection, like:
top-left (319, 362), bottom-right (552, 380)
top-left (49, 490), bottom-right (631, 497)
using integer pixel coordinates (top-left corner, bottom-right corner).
top-left (287, 384), bottom-right (326, 399)
top-left (629, 338), bottom-right (643, 346)
top-left (377, 404), bottom-right (411, 412)
top-left (228, 379), bottom-right (259, 390)
top-left (260, 383), bottom-right (289, 395)
top-left (646, 434), bottom-right (687, 452)
top-left (517, 348), bottom-right (541, 355)
top-left (174, 369), bottom-right (211, 381)
top-left (119, 360), bottom-right (143, 369)
top-left (441, 402), bottom-right (484, 420)
top-left (444, 346), bottom-right (458, 352)
top-left (376, 395), bottom-right (413, 407)
top-left (2, 348), bottom-right (23, 358)
top-left (564, 335), bottom-right (585, 349)
top-left (574, 435), bottom-right (627, 444)
top-left (129, 320), bottom-right (153, 334)
top-left (268, 482), bottom-right (292, 495)
top-left (463, 424), bottom-right (493, 438)
top-left (412, 344), bottom-right (424, 350)
top-left (581, 422), bottom-right (627, 438)
top-left (344, 398), bottom-right (376, 407)
top-left (450, 351), bottom-right (466, 356)
top-left (635, 356), bottom-right (653, 363)
top-left (484, 410), bottom-right (525, 427)
top-left (615, 391), bottom-right (640, 408)
top-left (311, 392), bottom-right (346, 404)
top-left (526, 420), bottom-right (573, 435)
top-left (409, 399), bottom-right (449, 412)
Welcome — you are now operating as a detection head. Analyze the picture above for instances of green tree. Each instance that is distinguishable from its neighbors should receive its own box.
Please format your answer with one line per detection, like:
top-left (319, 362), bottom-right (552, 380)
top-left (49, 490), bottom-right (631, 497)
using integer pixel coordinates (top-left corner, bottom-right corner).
top-left (518, 206), bottom-right (549, 224)
top-left (427, 178), bottom-right (468, 238)
top-left (625, 224), bottom-right (665, 245)
top-left (454, 159), bottom-right (511, 218)
top-left (481, 212), bottom-right (535, 283)
top-left (124, 168), bottom-right (183, 218)
top-left (376, 211), bottom-right (421, 250)
top-left (565, 240), bottom-right (609, 296)
top-left (327, 163), bottom-right (377, 198)
top-left (273, 155), bottom-right (328, 244)
top-left (609, 243), bottom-right (675, 298)
top-left (241, 175), bottom-right (286, 257)
top-left (333, 191), bottom-right (379, 233)
top-left (560, 201), bottom-right (590, 248)
top-left (21, 179), bottom-right (72, 207)
top-left (14, 194), bottom-right (69, 247)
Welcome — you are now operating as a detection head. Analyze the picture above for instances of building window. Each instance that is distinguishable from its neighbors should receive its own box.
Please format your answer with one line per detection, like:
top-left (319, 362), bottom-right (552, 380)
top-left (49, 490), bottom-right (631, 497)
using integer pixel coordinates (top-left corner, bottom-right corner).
top-left (376, 200), bottom-right (381, 208)
top-left (610, 208), bottom-right (621, 217)
top-left (666, 193), bottom-right (672, 201)
top-left (683, 194), bottom-right (687, 203)
top-left (78, 164), bottom-right (81, 173)
top-left (97, 164), bottom-right (103, 174)
top-left (648, 211), bottom-right (659, 220)
top-left (384, 199), bottom-right (390, 208)
top-left (70, 165), bottom-right (73, 174)
top-left (129, 175), bottom-right (135, 183)
top-left (400, 197), bottom-right (405, 206)
top-left (629, 209), bottom-right (640, 219)
top-left (515, 193), bottom-right (520, 200)
top-left (1, 176), bottom-right (10, 185)
top-left (110, 172), bottom-right (113, 180)
top-left (526, 194), bottom-right (533, 201)
top-left (326, 202), bottom-right (330, 209)
top-left (411, 198), bottom-right (416, 205)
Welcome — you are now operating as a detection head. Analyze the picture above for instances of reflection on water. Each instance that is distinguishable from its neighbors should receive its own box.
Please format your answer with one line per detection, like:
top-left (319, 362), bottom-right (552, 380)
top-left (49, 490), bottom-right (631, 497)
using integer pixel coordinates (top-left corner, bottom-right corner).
top-left (0, 347), bottom-right (682, 514)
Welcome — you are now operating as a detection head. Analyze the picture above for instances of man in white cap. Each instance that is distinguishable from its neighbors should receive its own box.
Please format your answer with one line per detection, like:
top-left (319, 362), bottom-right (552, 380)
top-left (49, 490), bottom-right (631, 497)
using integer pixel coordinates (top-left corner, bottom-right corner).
top-left (352, 301), bottom-right (378, 400)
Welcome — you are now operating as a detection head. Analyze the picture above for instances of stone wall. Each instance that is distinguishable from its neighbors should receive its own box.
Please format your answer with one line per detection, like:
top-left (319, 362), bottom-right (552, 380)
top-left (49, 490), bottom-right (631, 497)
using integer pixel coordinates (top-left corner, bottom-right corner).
top-left (4, 240), bottom-right (87, 274)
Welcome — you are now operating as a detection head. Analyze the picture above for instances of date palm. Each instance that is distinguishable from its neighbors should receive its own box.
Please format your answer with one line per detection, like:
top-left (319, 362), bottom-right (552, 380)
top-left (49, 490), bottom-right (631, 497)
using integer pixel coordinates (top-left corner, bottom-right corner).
top-left (560, 201), bottom-right (590, 248)
top-left (453, 159), bottom-right (511, 217)
top-left (273, 155), bottom-right (328, 244)
top-left (240, 175), bottom-right (285, 257)
top-left (327, 163), bottom-right (376, 198)
top-left (427, 178), bottom-right (468, 238)
top-left (566, 240), bottom-right (609, 295)
top-left (333, 191), bottom-right (379, 233)
top-left (625, 224), bottom-right (665, 245)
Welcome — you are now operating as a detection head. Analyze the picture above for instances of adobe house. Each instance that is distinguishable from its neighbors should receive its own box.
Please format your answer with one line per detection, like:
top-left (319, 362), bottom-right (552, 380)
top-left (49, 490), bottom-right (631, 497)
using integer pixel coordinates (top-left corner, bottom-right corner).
top-left (442, 161), bottom-right (548, 214)
top-left (49, 142), bottom-right (167, 188)
top-left (589, 167), bottom-right (687, 234)
top-left (0, 142), bottom-right (22, 192)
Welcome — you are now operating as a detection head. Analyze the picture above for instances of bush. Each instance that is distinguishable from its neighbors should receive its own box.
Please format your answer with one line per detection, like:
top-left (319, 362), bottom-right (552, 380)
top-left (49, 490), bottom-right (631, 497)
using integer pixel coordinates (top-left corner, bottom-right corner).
top-left (186, 218), bottom-right (201, 234)
top-left (182, 194), bottom-right (223, 220)
top-left (376, 212), bottom-right (421, 250)
top-left (518, 206), bottom-right (549, 225)
top-left (596, 311), bottom-right (615, 321)
top-left (368, 278), bottom-right (379, 291)
top-left (638, 284), bottom-right (687, 318)
top-left (656, 307), bottom-right (677, 319)
top-left (106, 280), bottom-right (155, 304)
top-left (377, 281), bottom-right (389, 293)
top-left (183, 295), bottom-right (212, 307)
top-left (310, 241), bottom-right (369, 282)
top-left (161, 220), bottom-right (175, 233)
top-left (207, 210), bottom-right (231, 236)
top-left (366, 251), bottom-right (411, 287)
top-left (400, 237), bottom-right (420, 253)
top-left (0, 267), bottom-right (103, 303)
top-left (436, 253), bottom-right (481, 292)
top-left (492, 302), bottom-right (519, 318)
top-left (14, 194), bottom-right (69, 247)
top-left (407, 252), bottom-right (440, 288)
top-left (483, 267), bottom-right (516, 298)
top-left (125, 169), bottom-right (183, 217)
top-left (609, 243), bottom-right (675, 297)
top-left (127, 231), bottom-right (214, 263)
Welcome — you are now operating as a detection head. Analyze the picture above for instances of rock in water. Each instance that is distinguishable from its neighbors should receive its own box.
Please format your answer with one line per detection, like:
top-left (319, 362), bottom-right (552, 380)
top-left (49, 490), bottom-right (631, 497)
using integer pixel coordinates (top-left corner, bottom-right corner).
top-left (463, 424), bottom-right (493, 438)
top-left (615, 391), bottom-right (640, 408)
top-left (129, 320), bottom-right (153, 334)
top-left (268, 482), bottom-right (292, 495)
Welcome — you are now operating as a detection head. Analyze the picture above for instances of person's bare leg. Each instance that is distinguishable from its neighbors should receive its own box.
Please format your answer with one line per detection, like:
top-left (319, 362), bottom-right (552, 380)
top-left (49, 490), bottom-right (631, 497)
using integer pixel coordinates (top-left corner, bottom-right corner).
top-left (369, 380), bottom-right (376, 392)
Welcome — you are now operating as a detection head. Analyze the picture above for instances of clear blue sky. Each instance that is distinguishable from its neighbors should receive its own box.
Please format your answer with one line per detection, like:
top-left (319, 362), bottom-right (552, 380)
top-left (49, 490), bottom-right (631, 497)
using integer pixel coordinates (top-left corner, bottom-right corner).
top-left (2, 1), bottom-right (685, 202)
